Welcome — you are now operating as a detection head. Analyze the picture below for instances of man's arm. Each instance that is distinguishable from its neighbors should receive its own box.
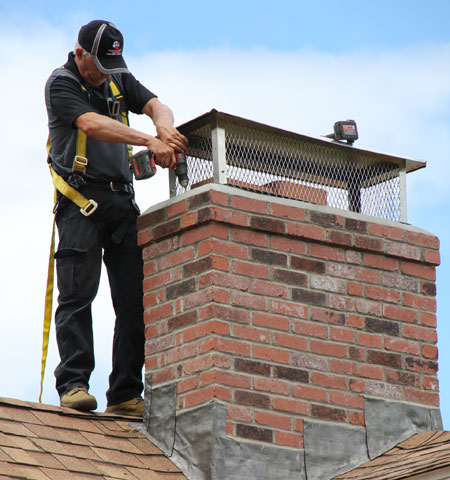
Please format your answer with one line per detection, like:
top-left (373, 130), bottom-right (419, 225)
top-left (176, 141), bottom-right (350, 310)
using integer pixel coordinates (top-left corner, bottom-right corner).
top-left (142, 98), bottom-right (188, 154)
top-left (75, 111), bottom-right (177, 168)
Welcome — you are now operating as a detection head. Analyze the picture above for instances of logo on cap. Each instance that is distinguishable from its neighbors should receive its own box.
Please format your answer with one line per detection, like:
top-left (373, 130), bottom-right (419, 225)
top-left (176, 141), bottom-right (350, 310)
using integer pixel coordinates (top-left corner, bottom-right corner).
top-left (108, 41), bottom-right (122, 56)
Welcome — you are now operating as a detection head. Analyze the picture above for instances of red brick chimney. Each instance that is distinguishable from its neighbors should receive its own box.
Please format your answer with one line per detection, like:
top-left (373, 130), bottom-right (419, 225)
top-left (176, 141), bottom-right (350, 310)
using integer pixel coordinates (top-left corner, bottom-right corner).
top-left (136, 111), bottom-right (441, 480)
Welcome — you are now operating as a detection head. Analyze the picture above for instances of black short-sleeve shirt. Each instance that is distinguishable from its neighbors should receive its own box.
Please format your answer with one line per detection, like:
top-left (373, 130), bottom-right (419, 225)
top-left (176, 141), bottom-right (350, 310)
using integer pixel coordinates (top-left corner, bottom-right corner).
top-left (45, 52), bottom-right (156, 183)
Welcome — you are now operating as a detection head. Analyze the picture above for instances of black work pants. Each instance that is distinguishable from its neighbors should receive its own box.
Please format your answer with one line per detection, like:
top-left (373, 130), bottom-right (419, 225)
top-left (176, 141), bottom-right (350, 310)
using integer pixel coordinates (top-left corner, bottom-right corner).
top-left (54, 185), bottom-right (144, 406)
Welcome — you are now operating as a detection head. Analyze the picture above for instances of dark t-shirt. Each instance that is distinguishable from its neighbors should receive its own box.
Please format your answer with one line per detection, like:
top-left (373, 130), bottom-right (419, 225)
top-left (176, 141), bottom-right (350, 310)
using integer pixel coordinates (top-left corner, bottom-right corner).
top-left (45, 52), bottom-right (156, 183)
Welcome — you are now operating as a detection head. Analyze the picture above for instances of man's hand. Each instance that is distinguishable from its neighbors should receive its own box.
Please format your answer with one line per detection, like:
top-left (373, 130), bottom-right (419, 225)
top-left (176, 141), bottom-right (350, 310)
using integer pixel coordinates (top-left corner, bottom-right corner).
top-left (146, 137), bottom-right (177, 169)
top-left (156, 124), bottom-right (188, 154)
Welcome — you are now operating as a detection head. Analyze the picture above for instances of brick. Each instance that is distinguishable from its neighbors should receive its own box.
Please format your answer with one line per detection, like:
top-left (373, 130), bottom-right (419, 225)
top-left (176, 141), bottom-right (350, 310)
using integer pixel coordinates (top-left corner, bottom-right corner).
top-left (355, 267), bottom-right (381, 284)
top-left (292, 385), bottom-right (328, 402)
top-left (184, 386), bottom-right (216, 408)
top-left (350, 411), bottom-right (366, 427)
top-left (310, 308), bottom-right (345, 325)
top-left (292, 353), bottom-right (329, 372)
top-left (138, 207), bottom-right (166, 230)
top-left (167, 343), bottom-right (197, 364)
top-left (235, 358), bottom-right (271, 377)
top-left (200, 271), bottom-right (249, 291)
top-left (183, 355), bottom-right (214, 375)
top-left (291, 256), bottom-right (326, 273)
top-left (152, 218), bottom-right (181, 240)
top-left (251, 248), bottom-right (287, 266)
top-left (311, 405), bottom-right (346, 422)
top-left (142, 237), bottom-right (173, 260)
top-left (273, 268), bottom-right (308, 286)
top-left (273, 398), bottom-right (308, 415)
top-left (182, 211), bottom-right (198, 228)
top-left (424, 377), bottom-right (439, 391)
top-left (207, 371), bottom-right (251, 389)
top-left (273, 366), bottom-right (309, 383)
top-left (331, 327), bottom-right (355, 343)
top-left (365, 382), bottom-right (403, 400)
top-left (310, 275), bottom-right (346, 294)
top-left (227, 405), bottom-right (253, 423)
top-left (347, 314), bottom-right (364, 329)
top-left (309, 211), bottom-right (343, 228)
top-left (364, 254), bottom-right (398, 271)
top-left (215, 337), bottom-right (251, 356)
top-left (345, 218), bottom-right (367, 233)
top-left (232, 196), bottom-right (267, 214)
top-left (329, 262), bottom-right (356, 279)
top-left (424, 249), bottom-right (440, 266)
top-left (166, 279), bottom-right (196, 300)
top-left (329, 295), bottom-right (354, 312)
top-left (356, 299), bottom-right (382, 316)
top-left (405, 389), bottom-right (439, 407)
top-left (270, 202), bottom-right (306, 221)
top-left (401, 261), bottom-right (436, 281)
top-left (292, 288), bottom-right (327, 306)
top-left (232, 228), bottom-right (269, 248)
top-left (272, 300), bottom-right (308, 319)
top-left (254, 377), bottom-right (290, 395)
top-left (330, 359), bottom-right (357, 376)
top-left (274, 431), bottom-right (303, 449)
top-left (293, 320), bottom-right (328, 338)
top-left (212, 207), bottom-right (248, 226)
top-left (233, 325), bottom-right (270, 344)
top-left (385, 242), bottom-right (421, 260)
top-left (253, 345), bottom-right (290, 364)
top-left (383, 305), bottom-right (418, 323)
top-left (366, 286), bottom-right (401, 303)
top-left (422, 345), bottom-right (438, 359)
top-left (405, 357), bottom-right (438, 374)
top-left (358, 365), bottom-right (383, 380)
top-left (354, 235), bottom-right (383, 252)
top-left (236, 424), bottom-right (273, 443)
top-left (367, 350), bottom-right (402, 368)
top-left (311, 372), bottom-right (347, 390)
top-left (365, 317), bottom-right (400, 336)
top-left (168, 311), bottom-right (198, 332)
top-left (330, 391), bottom-right (364, 409)
top-left (183, 257), bottom-right (213, 278)
top-left (253, 312), bottom-right (290, 331)
top-left (357, 332), bottom-right (383, 349)
top-left (327, 230), bottom-right (353, 247)
top-left (232, 291), bottom-right (269, 311)
top-left (143, 271), bottom-right (172, 292)
top-left (273, 332), bottom-right (309, 352)
top-left (402, 324), bottom-right (437, 343)
top-left (309, 244), bottom-right (345, 262)
top-left (349, 346), bottom-right (364, 361)
top-left (405, 231), bottom-right (439, 249)
top-left (235, 390), bottom-right (270, 408)
top-left (369, 223), bottom-right (404, 240)
top-left (348, 282), bottom-right (364, 296)
top-left (271, 236), bottom-right (307, 255)
top-left (382, 273), bottom-right (418, 292)
top-left (421, 281), bottom-right (436, 296)
top-left (232, 260), bottom-right (269, 279)
top-left (384, 338), bottom-right (420, 355)
top-left (252, 279), bottom-right (288, 298)
top-left (421, 312), bottom-right (437, 328)
top-left (177, 377), bottom-right (198, 394)
top-left (211, 304), bottom-right (251, 324)
top-left (153, 367), bottom-right (175, 385)
top-left (145, 335), bottom-right (175, 355)
top-left (188, 191), bottom-right (211, 209)
top-left (250, 216), bottom-right (285, 234)
top-left (385, 370), bottom-right (420, 387)
top-left (288, 222), bottom-right (324, 241)
top-left (211, 239), bottom-right (249, 260)
top-left (167, 199), bottom-right (187, 218)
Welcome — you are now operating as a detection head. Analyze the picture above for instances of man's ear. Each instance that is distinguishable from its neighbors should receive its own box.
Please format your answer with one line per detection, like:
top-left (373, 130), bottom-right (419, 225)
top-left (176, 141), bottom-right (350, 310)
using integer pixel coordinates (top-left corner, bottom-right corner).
top-left (74, 48), bottom-right (84, 59)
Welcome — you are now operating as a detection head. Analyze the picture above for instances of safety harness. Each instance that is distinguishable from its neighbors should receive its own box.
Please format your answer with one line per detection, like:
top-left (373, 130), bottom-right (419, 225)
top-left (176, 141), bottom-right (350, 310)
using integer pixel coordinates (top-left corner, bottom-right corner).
top-left (39, 76), bottom-right (131, 402)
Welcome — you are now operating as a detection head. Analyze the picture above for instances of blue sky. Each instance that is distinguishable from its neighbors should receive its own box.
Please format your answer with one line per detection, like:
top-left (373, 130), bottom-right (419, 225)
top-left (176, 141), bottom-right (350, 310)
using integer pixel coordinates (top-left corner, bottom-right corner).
top-left (1, 0), bottom-right (449, 430)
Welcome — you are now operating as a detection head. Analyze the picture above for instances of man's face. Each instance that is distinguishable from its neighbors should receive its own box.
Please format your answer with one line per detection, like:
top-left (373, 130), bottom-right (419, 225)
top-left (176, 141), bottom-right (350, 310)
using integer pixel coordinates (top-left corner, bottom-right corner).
top-left (76, 49), bottom-right (110, 86)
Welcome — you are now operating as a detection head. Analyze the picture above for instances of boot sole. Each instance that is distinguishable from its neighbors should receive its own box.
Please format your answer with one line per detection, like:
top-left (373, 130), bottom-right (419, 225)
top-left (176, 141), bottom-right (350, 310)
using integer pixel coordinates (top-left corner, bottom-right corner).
top-left (105, 409), bottom-right (143, 417)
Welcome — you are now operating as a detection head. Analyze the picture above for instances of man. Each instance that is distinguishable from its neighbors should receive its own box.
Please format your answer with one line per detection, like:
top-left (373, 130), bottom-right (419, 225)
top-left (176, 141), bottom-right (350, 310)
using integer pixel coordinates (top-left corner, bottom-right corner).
top-left (45, 20), bottom-right (188, 416)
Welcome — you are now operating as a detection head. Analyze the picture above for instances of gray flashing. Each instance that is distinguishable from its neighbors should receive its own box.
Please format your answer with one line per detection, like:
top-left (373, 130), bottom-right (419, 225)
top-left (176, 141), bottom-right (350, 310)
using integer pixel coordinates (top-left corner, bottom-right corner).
top-left (365, 397), bottom-right (443, 459)
top-left (304, 420), bottom-right (369, 480)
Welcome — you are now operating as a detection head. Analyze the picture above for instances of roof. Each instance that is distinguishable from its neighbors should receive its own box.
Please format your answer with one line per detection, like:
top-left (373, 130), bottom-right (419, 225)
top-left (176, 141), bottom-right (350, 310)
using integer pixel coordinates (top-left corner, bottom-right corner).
top-left (334, 431), bottom-right (450, 480)
top-left (0, 396), bottom-right (187, 480)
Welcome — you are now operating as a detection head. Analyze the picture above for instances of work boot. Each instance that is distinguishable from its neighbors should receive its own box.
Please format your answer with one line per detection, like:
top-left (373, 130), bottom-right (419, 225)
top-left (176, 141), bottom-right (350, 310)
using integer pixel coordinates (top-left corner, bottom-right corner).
top-left (105, 397), bottom-right (144, 417)
top-left (60, 387), bottom-right (97, 412)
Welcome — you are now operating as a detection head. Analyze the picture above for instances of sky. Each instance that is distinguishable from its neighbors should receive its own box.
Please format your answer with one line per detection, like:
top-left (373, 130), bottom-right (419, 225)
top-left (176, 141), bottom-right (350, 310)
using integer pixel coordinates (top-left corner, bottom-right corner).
top-left (1, 0), bottom-right (450, 429)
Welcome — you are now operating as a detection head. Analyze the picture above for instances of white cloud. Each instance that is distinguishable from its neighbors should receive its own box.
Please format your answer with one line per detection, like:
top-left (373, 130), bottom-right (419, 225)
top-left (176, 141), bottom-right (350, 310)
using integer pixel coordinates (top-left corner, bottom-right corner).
top-left (1, 22), bottom-right (449, 421)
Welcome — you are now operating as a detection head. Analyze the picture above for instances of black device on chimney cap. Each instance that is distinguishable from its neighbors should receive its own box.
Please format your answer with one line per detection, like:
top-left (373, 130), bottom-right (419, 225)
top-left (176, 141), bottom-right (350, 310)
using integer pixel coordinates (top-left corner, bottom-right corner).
top-left (326, 120), bottom-right (358, 145)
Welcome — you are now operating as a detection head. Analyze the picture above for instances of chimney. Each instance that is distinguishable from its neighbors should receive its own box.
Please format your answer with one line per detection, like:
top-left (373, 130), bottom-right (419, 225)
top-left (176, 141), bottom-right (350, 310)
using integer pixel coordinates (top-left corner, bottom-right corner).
top-left (136, 111), bottom-right (441, 480)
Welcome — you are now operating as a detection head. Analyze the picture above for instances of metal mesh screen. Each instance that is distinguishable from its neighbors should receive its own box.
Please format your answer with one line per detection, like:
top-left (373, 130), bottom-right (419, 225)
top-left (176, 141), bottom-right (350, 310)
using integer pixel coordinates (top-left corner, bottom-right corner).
top-left (175, 113), bottom-right (407, 222)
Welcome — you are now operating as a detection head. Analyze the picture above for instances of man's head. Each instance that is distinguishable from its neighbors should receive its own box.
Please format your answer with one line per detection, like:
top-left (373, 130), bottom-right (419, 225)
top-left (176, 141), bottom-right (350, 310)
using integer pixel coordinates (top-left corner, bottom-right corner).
top-left (77, 20), bottom-right (128, 75)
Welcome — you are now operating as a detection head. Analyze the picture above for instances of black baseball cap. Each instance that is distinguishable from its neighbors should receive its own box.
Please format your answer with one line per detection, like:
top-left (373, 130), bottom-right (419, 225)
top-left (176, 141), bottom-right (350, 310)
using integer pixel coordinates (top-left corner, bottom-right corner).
top-left (78, 20), bottom-right (129, 74)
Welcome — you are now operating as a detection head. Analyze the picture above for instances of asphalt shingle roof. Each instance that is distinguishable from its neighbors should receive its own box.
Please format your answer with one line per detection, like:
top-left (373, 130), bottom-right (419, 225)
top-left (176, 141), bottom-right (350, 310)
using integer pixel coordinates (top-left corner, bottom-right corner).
top-left (334, 431), bottom-right (450, 480)
top-left (0, 397), bottom-right (186, 480)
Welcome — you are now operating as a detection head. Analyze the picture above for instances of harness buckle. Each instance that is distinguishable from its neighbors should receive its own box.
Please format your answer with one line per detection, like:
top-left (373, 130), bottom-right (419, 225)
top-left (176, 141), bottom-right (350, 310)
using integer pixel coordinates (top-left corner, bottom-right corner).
top-left (72, 155), bottom-right (88, 175)
top-left (110, 181), bottom-right (121, 192)
top-left (80, 200), bottom-right (98, 217)
top-left (107, 97), bottom-right (120, 116)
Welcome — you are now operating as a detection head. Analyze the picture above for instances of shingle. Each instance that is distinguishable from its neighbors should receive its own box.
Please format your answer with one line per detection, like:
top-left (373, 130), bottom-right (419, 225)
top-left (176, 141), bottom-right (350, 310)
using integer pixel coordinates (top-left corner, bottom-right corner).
top-left (0, 398), bottom-right (186, 480)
